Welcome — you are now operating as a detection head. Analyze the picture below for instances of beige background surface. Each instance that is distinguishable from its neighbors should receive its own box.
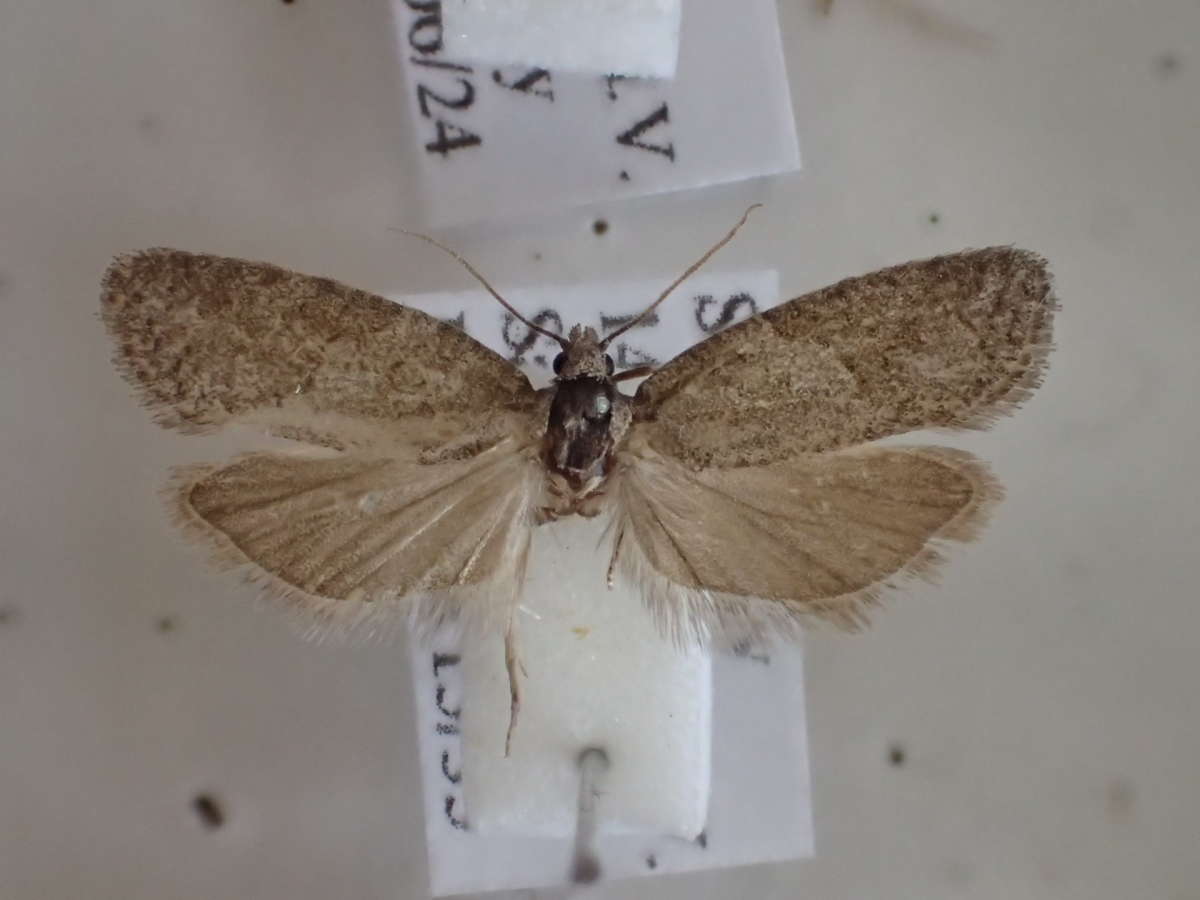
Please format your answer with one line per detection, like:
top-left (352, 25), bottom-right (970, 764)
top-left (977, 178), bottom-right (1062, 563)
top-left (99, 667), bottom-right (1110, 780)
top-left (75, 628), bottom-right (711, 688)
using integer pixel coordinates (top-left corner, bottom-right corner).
top-left (2, 1), bottom-right (1198, 898)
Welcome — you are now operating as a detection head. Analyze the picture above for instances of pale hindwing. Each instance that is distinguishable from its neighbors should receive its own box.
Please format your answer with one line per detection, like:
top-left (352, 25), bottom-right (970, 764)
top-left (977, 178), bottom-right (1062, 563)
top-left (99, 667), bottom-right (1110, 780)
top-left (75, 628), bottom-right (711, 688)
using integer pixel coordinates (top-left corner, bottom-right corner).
top-left (612, 441), bottom-right (1001, 642)
top-left (171, 437), bottom-right (542, 639)
top-left (101, 249), bottom-right (536, 444)
top-left (634, 247), bottom-right (1056, 467)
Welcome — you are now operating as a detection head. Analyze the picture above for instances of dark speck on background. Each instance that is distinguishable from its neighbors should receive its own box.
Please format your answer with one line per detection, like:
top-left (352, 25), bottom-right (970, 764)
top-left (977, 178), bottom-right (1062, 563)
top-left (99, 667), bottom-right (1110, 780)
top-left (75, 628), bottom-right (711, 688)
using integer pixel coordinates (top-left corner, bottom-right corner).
top-left (156, 616), bottom-right (177, 633)
top-left (1106, 778), bottom-right (1136, 823)
top-left (192, 794), bottom-right (225, 830)
top-left (888, 742), bottom-right (906, 767)
top-left (136, 113), bottom-right (162, 143)
top-left (943, 858), bottom-right (976, 887)
top-left (1155, 52), bottom-right (1181, 77)
top-left (928, 211), bottom-right (941, 225)
top-left (592, 218), bottom-right (609, 237)
top-left (645, 853), bottom-right (657, 869)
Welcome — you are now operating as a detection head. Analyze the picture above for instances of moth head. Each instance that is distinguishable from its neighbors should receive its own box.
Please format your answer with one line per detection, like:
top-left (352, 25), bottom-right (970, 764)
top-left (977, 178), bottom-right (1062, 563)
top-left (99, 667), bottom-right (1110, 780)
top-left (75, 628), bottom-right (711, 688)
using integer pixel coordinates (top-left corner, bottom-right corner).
top-left (553, 325), bottom-right (615, 381)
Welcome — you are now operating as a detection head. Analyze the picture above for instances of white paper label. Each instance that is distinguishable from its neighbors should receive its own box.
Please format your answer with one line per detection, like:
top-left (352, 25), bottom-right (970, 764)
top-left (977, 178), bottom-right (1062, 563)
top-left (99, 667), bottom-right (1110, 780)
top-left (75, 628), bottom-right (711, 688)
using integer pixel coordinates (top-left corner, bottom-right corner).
top-left (440, 0), bottom-right (682, 79)
top-left (392, 0), bottom-right (801, 227)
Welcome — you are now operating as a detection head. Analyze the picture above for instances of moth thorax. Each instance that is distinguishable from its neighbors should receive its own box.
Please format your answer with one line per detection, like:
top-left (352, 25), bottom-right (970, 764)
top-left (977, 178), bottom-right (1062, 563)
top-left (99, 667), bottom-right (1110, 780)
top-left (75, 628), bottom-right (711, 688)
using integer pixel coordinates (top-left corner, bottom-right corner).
top-left (545, 376), bottom-right (616, 488)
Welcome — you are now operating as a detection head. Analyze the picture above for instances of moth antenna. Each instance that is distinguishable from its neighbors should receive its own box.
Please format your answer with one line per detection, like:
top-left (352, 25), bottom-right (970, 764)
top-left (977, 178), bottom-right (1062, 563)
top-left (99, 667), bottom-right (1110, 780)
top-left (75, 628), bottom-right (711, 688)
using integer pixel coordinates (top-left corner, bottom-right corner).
top-left (393, 228), bottom-right (570, 349)
top-left (600, 203), bottom-right (762, 348)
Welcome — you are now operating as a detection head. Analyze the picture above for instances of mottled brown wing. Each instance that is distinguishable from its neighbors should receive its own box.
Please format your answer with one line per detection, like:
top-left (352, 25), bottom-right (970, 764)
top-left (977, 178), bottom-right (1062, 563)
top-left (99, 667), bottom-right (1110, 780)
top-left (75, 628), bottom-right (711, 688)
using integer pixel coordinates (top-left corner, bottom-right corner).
top-left (101, 249), bottom-right (536, 441)
top-left (634, 247), bottom-right (1055, 467)
top-left (612, 437), bottom-right (1000, 641)
top-left (103, 249), bottom-right (544, 637)
top-left (172, 438), bottom-right (541, 638)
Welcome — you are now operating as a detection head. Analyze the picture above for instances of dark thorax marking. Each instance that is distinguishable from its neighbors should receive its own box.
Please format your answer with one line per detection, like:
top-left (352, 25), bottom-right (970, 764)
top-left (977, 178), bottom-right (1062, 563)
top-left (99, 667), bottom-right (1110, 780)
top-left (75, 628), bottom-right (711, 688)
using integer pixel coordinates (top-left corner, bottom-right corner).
top-left (539, 325), bottom-right (631, 520)
top-left (545, 377), bottom-right (616, 486)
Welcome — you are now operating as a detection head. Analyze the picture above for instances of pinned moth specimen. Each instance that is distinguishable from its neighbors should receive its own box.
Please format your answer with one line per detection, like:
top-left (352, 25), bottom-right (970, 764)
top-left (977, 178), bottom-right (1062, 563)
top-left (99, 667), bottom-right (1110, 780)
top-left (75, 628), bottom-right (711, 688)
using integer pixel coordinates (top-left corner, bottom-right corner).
top-left (100, 209), bottom-right (1056, 753)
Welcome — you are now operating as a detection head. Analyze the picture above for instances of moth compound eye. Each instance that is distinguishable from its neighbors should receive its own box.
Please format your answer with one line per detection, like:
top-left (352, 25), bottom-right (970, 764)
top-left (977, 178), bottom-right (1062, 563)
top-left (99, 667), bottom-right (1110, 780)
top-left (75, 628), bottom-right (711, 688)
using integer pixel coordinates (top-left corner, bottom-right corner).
top-left (592, 394), bottom-right (611, 417)
top-left (605, 354), bottom-right (615, 375)
top-left (553, 352), bottom-right (566, 374)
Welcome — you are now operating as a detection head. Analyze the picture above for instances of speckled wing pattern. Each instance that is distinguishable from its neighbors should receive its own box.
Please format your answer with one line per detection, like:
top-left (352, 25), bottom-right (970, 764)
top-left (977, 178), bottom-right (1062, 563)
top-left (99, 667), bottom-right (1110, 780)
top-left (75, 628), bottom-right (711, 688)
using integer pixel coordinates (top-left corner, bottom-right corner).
top-left (619, 247), bottom-right (1055, 639)
top-left (634, 247), bottom-right (1054, 466)
top-left (102, 249), bottom-right (534, 443)
top-left (102, 249), bottom-right (542, 636)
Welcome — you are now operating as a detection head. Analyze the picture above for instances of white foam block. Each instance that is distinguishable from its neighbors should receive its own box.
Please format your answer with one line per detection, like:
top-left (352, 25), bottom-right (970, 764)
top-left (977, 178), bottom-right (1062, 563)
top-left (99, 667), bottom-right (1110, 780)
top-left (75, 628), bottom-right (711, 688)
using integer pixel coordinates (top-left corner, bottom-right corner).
top-left (401, 270), bottom-right (813, 894)
top-left (461, 515), bottom-right (712, 837)
top-left (441, 0), bottom-right (682, 79)
top-left (410, 638), bottom-right (813, 895)
top-left (392, 0), bottom-right (800, 227)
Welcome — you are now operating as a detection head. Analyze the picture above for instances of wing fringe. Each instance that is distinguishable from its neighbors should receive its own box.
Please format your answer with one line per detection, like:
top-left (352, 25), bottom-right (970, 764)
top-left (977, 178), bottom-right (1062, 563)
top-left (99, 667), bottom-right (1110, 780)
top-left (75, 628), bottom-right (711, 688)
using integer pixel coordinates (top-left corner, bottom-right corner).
top-left (100, 252), bottom-right (217, 434)
top-left (950, 248), bottom-right (1059, 433)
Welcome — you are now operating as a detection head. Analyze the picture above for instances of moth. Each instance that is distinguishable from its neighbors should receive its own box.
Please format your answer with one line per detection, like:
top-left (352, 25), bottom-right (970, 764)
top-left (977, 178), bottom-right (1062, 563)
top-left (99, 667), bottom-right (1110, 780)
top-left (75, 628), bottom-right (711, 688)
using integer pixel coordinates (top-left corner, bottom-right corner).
top-left (100, 208), bottom-right (1056, 754)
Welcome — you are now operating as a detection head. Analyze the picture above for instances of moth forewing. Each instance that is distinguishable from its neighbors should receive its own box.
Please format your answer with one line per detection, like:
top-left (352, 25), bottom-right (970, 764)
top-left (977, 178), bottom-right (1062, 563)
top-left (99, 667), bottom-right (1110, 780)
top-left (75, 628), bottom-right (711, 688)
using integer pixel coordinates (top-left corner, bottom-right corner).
top-left (632, 247), bottom-right (1056, 465)
top-left (100, 249), bottom-right (537, 437)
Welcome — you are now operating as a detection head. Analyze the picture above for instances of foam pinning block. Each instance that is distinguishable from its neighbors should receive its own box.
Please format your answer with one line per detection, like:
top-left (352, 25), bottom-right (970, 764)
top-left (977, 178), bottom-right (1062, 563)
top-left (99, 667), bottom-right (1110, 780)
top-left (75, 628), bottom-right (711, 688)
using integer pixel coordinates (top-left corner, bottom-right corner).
top-left (460, 514), bottom-right (712, 837)
top-left (440, 0), bottom-right (682, 79)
